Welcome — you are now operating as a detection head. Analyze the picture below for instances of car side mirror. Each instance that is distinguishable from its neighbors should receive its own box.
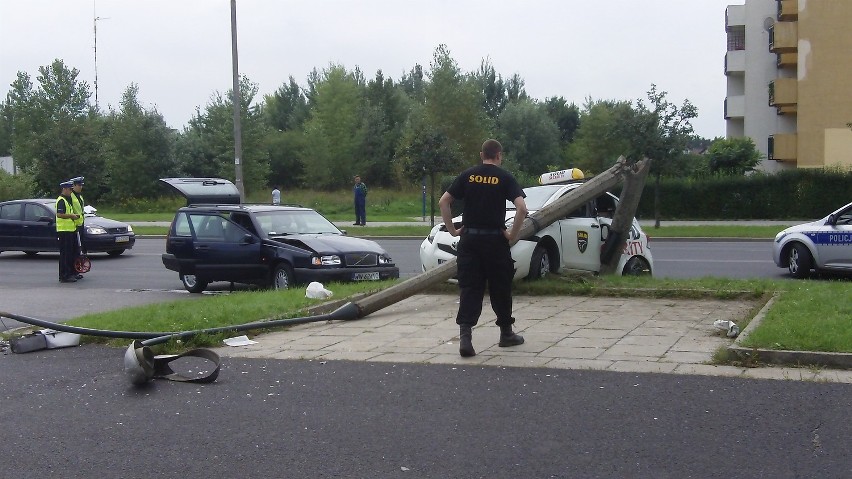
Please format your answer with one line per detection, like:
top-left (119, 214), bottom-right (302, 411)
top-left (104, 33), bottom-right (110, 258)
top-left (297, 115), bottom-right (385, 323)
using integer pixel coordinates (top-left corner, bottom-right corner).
top-left (242, 233), bottom-right (256, 244)
top-left (600, 223), bottom-right (610, 242)
top-left (827, 214), bottom-right (837, 226)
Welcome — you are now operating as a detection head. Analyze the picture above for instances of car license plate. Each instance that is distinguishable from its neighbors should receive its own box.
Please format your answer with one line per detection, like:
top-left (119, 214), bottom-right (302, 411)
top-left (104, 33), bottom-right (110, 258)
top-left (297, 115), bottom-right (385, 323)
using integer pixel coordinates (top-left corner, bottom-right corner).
top-left (115, 236), bottom-right (129, 243)
top-left (352, 272), bottom-right (380, 281)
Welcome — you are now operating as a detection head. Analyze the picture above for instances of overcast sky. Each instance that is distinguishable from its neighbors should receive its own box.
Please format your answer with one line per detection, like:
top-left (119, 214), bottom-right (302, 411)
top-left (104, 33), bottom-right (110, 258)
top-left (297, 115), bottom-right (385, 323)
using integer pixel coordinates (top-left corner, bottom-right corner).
top-left (1, 0), bottom-right (737, 139)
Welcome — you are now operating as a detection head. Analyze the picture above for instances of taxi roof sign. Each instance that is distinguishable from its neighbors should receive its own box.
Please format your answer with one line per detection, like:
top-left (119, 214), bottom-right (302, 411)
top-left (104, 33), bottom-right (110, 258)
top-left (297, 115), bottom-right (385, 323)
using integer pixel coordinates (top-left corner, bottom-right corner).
top-left (538, 168), bottom-right (584, 185)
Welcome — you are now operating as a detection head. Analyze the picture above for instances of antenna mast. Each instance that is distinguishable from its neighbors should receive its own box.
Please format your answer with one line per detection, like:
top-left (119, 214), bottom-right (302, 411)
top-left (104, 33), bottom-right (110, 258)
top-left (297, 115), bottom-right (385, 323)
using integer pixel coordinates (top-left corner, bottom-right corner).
top-left (93, 1), bottom-right (109, 109)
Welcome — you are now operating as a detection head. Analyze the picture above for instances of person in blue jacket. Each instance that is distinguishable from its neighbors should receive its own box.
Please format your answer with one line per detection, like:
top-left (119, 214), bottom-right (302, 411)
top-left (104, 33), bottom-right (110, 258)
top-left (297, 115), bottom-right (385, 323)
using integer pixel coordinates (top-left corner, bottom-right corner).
top-left (353, 175), bottom-right (368, 226)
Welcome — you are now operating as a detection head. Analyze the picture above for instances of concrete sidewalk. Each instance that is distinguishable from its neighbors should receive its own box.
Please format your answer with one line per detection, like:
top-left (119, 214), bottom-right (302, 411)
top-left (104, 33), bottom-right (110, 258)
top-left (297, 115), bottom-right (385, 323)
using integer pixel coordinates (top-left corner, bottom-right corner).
top-left (212, 293), bottom-right (852, 384)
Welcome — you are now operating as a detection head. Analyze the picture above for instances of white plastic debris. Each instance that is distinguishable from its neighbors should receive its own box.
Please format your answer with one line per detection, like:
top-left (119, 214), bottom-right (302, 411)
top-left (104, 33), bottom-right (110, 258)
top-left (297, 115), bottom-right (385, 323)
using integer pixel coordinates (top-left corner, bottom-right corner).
top-left (223, 335), bottom-right (258, 347)
top-left (713, 319), bottom-right (740, 338)
top-left (305, 281), bottom-right (333, 299)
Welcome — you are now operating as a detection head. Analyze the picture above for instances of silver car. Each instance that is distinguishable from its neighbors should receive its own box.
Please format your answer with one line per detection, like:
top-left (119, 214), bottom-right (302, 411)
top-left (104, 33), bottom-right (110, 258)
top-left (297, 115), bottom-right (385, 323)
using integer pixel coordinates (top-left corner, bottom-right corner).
top-left (772, 201), bottom-right (852, 278)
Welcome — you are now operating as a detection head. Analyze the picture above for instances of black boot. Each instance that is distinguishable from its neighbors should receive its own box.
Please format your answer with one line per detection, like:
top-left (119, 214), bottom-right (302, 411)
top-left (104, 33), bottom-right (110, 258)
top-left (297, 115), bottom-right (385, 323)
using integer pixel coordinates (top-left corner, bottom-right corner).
top-left (459, 326), bottom-right (475, 357)
top-left (498, 326), bottom-right (524, 347)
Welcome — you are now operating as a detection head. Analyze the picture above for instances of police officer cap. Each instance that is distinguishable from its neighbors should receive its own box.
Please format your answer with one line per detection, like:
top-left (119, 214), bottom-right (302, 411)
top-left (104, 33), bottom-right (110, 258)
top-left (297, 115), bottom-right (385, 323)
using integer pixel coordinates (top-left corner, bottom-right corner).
top-left (71, 176), bottom-right (85, 185)
top-left (60, 180), bottom-right (74, 188)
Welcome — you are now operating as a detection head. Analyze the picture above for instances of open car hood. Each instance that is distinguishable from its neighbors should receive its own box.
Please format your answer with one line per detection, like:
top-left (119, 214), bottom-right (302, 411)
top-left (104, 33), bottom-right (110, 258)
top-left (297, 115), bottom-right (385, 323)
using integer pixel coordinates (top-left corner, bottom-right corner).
top-left (159, 178), bottom-right (241, 206)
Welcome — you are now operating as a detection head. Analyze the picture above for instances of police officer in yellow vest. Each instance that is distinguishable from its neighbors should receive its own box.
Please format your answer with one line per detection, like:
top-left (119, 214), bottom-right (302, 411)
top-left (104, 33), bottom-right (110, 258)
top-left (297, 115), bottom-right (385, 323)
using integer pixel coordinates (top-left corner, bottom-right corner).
top-left (70, 176), bottom-right (86, 279)
top-left (56, 181), bottom-right (81, 283)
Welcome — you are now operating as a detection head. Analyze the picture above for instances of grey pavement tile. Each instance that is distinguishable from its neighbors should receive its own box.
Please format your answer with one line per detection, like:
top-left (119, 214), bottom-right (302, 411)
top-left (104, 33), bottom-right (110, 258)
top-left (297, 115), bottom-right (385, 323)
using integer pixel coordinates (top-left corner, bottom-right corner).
top-left (369, 352), bottom-right (437, 363)
top-left (481, 355), bottom-right (554, 368)
top-left (673, 364), bottom-right (746, 377)
top-left (539, 346), bottom-right (606, 359)
top-left (554, 336), bottom-right (619, 349)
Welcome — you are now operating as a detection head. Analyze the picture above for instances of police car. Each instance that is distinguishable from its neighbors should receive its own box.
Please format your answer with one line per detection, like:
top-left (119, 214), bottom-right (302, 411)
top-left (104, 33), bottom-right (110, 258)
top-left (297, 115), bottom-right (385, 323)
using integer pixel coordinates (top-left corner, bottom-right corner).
top-left (419, 169), bottom-right (654, 280)
top-left (772, 201), bottom-right (852, 278)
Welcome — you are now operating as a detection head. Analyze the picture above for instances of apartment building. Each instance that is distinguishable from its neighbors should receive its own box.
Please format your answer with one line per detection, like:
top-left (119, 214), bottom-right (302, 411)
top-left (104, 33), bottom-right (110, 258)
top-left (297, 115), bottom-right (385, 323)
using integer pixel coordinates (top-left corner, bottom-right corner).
top-left (724, 0), bottom-right (852, 171)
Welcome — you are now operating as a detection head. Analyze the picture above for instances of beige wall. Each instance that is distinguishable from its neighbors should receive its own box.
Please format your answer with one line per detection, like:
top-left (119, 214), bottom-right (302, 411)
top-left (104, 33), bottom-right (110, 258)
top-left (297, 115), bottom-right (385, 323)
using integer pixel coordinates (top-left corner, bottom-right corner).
top-left (796, 0), bottom-right (852, 168)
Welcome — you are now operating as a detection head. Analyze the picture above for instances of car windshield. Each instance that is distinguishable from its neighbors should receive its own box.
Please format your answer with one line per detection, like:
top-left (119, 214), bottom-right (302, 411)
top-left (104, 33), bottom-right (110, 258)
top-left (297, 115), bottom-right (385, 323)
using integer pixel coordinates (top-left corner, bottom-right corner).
top-left (506, 185), bottom-right (562, 210)
top-left (253, 210), bottom-right (341, 237)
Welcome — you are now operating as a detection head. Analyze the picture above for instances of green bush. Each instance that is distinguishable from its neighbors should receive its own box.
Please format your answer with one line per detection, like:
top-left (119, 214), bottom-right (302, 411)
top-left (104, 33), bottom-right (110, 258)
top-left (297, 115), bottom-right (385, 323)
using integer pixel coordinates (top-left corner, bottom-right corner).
top-left (636, 168), bottom-right (852, 220)
top-left (0, 170), bottom-right (39, 201)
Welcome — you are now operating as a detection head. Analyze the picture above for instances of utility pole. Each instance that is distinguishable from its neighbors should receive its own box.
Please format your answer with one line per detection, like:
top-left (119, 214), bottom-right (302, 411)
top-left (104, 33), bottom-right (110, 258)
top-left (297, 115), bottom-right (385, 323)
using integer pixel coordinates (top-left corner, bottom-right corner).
top-left (230, 0), bottom-right (245, 201)
top-left (93, 0), bottom-right (109, 110)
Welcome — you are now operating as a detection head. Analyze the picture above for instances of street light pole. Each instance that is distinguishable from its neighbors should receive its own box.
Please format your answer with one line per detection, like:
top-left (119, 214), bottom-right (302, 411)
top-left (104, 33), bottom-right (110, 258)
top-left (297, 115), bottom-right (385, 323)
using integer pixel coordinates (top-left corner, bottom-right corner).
top-left (230, 0), bottom-right (245, 201)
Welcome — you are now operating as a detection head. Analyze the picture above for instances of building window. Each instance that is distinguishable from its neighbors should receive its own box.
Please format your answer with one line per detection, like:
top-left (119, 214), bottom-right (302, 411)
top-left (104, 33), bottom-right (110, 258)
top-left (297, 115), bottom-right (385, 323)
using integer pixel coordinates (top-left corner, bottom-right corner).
top-left (727, 26), bottom-right (745, 51)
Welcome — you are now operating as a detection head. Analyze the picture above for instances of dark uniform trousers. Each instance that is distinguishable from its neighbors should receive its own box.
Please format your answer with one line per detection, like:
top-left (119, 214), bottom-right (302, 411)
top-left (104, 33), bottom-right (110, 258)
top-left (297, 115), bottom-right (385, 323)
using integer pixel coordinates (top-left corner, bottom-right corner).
top-left (58, 231), bottom-right (77, 280)
top-left (455, 231), bottom-right (515, 328)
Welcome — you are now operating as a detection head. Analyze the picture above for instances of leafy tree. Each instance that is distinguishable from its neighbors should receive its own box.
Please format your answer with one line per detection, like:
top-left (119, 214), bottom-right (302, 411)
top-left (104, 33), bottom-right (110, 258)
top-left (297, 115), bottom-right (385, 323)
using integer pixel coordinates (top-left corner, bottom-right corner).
top-left (264, 76), bottom-right (309, 132)
top-left (4, 60), bottom-right (106, 200)
top-left (0, 102), bottom-right (12, 156)
top-left (425, 45), bottom-right (490, 168)
top-left (301, 64), bottom-right (366, 189)
top-left (177, 76), bottom-right (270, 194)
top-left (497, 99), bottom-right (561, 176)
top-left (103, 84), bottom-right (177, 202)
top-left (706, 137), bottom-right (762, 175)
top-left (505, 73), bottom-right (528, 103)
top-left (542, 96), bottom-right (580, 147)
top-left (472, 59), bottom-right (507, 121)
top-left (619, 85), bottom-right (697, 227)
top-left (357, 70), bottom-right (410, 187)
top-left (398, 64), bottom-right (426, 104)
top-left (566, 99), bottom-right (633, 174)
top-left (397, 116), bottom-right (462, 225)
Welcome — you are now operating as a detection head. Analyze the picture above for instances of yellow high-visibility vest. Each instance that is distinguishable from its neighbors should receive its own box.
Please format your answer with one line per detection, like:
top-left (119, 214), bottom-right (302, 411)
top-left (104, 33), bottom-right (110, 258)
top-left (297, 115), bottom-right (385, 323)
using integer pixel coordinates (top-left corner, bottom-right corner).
top-left (55, 196), bottom-right (77, 232)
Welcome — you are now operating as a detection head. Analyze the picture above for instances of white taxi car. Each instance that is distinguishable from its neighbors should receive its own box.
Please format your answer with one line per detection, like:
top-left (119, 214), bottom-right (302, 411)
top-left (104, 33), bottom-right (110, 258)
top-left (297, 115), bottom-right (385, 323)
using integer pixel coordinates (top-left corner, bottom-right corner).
top-left (419, 170), bottom-right (654, 280)
top-left (772, 201), bottom-right (852, 278)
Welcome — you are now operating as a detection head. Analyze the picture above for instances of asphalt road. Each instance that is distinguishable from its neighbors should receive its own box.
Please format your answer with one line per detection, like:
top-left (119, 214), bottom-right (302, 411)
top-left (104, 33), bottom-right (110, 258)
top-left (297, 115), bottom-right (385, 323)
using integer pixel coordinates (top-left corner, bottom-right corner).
top-left (1, 344), bottom-right (850, 478)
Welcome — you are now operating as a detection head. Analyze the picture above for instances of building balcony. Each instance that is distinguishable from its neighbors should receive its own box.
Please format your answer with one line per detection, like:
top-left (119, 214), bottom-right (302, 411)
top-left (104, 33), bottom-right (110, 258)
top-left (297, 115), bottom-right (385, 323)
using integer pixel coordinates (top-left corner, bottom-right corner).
top-left (776, 52), bottom-right (797, 68)
top-left (726, 5), bottom-right (745, 30)
top-left (724, 96), bottom-right (745, 119)
top-left (725, 50), bottom-right (745, 75)
top-left (768, 133), bottom-right (797, 161)
top-left (769, 78), bottom-right (798, 115)
top-left (769, 22), bottom-right (798, 53)
top-left (777, 0), bottom-right (798, 22)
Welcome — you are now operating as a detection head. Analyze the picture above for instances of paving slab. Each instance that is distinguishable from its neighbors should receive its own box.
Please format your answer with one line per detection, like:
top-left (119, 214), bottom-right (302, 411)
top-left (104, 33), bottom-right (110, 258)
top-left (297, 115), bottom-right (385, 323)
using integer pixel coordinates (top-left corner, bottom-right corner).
top-left (211, 293), bottom-right (851, 383)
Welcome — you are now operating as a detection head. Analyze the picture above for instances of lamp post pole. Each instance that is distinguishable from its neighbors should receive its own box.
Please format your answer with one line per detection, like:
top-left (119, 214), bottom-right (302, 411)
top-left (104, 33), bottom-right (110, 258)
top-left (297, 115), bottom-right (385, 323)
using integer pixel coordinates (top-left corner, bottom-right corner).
top-left (230, 0), bottom-right (245, 201)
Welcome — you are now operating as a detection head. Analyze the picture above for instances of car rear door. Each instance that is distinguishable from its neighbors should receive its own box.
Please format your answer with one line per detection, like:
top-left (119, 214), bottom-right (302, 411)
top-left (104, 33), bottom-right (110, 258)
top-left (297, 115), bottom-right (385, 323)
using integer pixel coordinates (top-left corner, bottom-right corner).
top-left (186, 213), bottom-right (264, 281)
top-left (0, 202), bottom-right (25, 250)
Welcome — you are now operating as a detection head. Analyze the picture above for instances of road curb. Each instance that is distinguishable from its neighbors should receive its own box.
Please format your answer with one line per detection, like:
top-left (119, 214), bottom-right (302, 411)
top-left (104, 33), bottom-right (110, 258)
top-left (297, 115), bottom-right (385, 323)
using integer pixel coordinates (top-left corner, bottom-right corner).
top-left (728, 293), bottom-right (852, 370)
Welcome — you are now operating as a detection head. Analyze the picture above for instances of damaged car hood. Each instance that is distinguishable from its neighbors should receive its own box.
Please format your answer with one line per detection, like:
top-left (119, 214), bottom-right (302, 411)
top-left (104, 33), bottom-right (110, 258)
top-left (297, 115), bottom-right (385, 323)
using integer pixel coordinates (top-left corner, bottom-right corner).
top-left (265, 234), bottom-right (386, 254)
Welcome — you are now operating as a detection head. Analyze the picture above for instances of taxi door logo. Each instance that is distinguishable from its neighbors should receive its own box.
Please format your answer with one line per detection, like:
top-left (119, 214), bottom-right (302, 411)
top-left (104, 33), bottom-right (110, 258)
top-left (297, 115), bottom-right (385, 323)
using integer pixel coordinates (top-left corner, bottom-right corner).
top-left (577, 231), bottom-right (589, 253)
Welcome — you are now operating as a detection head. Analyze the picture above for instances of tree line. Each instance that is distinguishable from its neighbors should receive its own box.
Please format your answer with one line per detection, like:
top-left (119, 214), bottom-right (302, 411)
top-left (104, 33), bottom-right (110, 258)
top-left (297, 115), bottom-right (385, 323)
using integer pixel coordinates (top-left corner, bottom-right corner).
top-left (0, 44), bottom-right (761, 207)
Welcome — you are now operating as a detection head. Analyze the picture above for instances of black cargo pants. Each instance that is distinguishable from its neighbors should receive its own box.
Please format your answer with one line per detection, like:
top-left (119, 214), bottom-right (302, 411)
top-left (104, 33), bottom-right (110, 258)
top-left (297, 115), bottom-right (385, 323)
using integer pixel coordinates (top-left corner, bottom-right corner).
top-left (454, 231), bottom-right (515, 328)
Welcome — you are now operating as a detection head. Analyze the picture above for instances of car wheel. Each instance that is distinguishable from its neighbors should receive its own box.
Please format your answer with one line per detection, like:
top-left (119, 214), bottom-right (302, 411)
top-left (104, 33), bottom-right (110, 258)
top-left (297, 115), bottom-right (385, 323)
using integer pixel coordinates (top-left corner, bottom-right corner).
top-left (271, 263), bottom-right (294, 290)
top-left (622, 256), bottom-right (651, 276)
top-left (526, 244), bottom-right (552, 280)
top-left (24, 251), bottom-right (38, 257)
top-left (181, 273), bottom-right (208, 293)
top-left (107, 249), bottom-right (125, 256)
top-left (787, 243), bottom-right (813, 279)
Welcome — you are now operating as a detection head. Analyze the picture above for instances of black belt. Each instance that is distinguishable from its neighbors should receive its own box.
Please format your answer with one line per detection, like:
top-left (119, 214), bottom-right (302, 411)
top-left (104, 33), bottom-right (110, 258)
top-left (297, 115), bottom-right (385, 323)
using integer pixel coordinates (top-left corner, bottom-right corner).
top-left (464, 228), bottom-right (504, 235)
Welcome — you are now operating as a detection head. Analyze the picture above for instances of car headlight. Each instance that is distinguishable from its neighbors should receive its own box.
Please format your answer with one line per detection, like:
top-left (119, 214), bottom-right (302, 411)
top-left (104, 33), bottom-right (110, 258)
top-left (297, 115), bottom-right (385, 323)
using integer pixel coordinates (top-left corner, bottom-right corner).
top-left (312, 255), bottom-right (341, 266)
top-left (86, 226), bottom-right (108, 235)
top-left (378, 254), bottom-right (393, 265)
top-left (427, 225), bottom-right (442, 243)
top-left (126, 225), bottom-right (133, 233)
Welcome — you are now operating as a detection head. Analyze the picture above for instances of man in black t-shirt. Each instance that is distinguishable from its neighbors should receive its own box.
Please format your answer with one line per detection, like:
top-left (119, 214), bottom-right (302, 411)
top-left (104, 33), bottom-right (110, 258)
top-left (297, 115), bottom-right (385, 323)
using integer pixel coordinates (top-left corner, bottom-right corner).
top-left (439, 139), bottom-right (529, 357)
